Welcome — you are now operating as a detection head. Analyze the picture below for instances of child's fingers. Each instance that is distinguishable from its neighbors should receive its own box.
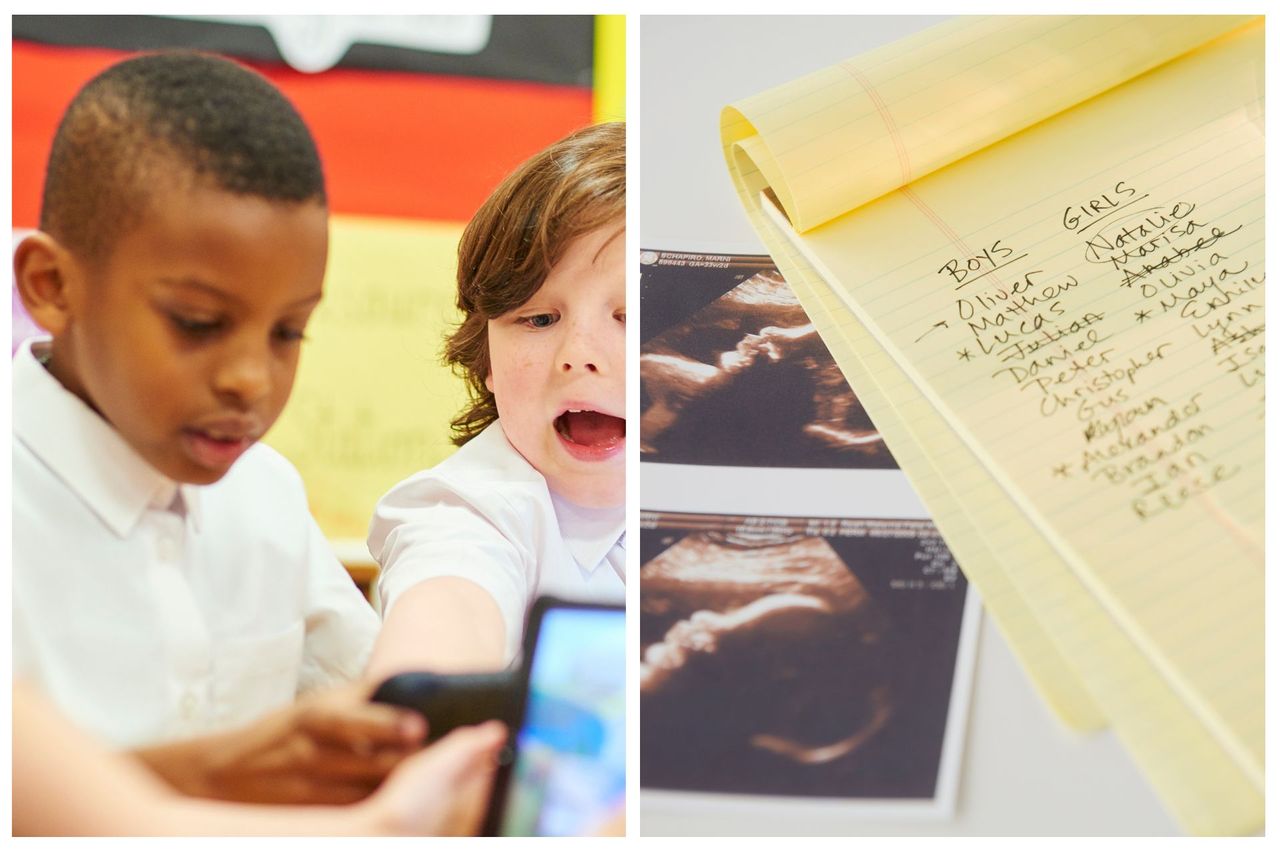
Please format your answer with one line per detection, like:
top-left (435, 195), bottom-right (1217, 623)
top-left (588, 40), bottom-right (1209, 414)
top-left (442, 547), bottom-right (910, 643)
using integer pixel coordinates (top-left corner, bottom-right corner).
top-left (377, 721), bottom-right (508, 835)
top-left (430, 722), bottom-right (508, 836)
top-left (439, 720), bottom-right (507, 761)
top-left (299, 744), bottom-right (413, 783)
top-left (299, 700), bottom-right (427, 750)
top-left (423, 722), bottom-right (507, 796)
top-left (253, 775), bottom-right (378, 806)
top-left (288, 780), bottom-right (380, 806)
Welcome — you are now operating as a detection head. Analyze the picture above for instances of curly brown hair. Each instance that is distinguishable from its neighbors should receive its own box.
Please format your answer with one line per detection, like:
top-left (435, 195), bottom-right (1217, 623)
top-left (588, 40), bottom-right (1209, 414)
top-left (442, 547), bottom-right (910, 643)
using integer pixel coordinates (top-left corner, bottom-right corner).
top-left (445, 121), bottom-right (625, 445)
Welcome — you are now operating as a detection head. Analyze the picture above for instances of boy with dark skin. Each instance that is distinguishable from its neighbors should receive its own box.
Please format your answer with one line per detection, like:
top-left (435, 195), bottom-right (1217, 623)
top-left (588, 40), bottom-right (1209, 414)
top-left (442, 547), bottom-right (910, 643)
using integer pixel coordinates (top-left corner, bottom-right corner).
top-left (13, 51), bottom-right (424, 805)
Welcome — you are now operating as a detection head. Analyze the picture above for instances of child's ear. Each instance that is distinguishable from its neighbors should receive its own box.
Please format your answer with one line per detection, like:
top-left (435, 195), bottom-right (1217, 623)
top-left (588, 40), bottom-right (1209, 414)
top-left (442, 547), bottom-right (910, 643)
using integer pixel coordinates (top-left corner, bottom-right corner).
top-left (13, 232), bottom-right (77, 336)
top-left (484, 372), bottom-right (494, 393)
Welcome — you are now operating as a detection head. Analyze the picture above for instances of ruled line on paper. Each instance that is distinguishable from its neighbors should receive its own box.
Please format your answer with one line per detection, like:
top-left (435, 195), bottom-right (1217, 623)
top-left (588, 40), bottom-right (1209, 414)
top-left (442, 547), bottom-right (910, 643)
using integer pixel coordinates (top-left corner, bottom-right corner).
top-left (738, 16), bottom-right (1253, 233)
top-left (724, 22), bottom-right (1267, 819)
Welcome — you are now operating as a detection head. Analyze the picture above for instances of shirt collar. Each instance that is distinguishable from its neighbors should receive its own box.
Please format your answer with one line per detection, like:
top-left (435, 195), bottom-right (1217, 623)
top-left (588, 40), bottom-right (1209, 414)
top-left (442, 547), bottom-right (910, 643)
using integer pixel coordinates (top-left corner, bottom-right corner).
top-left (479, 422), bottom-right (624, 577)
top-left (13, 339), bottom-right (202, 536)
top-left (549, 491), bottom-right (625, 578)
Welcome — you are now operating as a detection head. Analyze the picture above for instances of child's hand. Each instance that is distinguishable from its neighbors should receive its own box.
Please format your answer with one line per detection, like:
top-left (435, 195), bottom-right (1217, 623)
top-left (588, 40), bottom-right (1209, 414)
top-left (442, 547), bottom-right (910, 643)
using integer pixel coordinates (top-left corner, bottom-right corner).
top-left (134, 681), bottom-right (426, 805)
top-left (364, 721), bottom-right (506, 835)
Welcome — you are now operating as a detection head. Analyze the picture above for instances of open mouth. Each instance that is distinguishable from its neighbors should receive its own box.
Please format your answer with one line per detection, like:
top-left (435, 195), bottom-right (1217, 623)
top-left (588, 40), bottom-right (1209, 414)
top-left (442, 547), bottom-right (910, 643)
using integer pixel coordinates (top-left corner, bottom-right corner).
top-left (553, 409), bottom-right (625, 459)
top-left (181, 426), bottom-right (256, 471)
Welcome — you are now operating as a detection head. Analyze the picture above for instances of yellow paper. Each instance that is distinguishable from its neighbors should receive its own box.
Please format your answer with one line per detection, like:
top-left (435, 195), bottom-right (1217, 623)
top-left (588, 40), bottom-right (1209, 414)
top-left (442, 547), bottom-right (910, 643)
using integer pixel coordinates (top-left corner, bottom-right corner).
top-left (265, 214), bottom-right (469, 558)
top-left (724, 16), bottom-right (1263, 835)
top-left (736, 132), bottom-right (1106, 733)
top-left (760, 210), bottom-right (1263, 835)
top-left (725, 15), bottom-right (1252, 233)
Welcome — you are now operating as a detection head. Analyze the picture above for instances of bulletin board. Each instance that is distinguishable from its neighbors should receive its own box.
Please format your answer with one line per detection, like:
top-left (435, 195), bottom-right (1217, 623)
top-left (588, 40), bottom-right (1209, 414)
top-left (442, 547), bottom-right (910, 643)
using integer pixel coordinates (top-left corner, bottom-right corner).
top-left (12, 14), bottom-right (625, 560)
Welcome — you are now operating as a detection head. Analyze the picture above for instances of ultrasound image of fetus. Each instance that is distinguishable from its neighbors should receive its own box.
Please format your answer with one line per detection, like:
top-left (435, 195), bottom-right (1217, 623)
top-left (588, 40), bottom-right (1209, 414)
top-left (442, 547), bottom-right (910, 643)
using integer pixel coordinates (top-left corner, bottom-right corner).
top-left (640, 270), bottom-right (893, 468)
top-left (640, 532), bottom-right (902, 797)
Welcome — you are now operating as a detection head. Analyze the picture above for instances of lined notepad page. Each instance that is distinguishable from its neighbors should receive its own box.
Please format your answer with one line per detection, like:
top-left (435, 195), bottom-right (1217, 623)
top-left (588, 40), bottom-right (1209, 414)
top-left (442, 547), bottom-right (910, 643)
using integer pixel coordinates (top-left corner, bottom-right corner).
top-left (758, 201), bottom-right (1263, 837)
top-left (723, 16), bottom-right (1253, 233)
top-left (723, 16), bottom-right (1263, 836)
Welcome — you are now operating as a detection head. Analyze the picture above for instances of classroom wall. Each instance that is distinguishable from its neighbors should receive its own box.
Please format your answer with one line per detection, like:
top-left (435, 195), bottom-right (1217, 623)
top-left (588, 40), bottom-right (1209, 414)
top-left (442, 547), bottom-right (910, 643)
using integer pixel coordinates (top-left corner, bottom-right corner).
top-left (11, 14), bottom-right (625, 560)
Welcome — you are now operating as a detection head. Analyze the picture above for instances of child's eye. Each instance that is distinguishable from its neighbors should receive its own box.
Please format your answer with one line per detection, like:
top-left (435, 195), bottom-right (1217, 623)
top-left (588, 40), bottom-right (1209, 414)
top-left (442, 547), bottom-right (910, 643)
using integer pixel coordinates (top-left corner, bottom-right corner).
top-left (614, 310), bottom-right (627, 324)
top-left (169, 313), bottom-right (223, 338)
top-left (520, 313), bottom-right (558, 329)
top-left (273, 324), bottom-right (308, 344)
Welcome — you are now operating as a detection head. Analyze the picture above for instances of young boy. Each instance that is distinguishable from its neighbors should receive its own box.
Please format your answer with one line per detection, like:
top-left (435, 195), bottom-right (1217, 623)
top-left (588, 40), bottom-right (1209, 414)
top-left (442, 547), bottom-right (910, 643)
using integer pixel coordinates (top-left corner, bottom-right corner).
top-left (367, 122), bottom-right (625, 676)
top-left (12, 51), bottom-right (422, 804)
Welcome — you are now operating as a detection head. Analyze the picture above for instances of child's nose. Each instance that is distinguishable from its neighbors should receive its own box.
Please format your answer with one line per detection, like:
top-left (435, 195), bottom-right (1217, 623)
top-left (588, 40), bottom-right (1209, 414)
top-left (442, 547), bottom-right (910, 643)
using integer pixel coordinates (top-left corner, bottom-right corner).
top-left (558, 321), bottom-right (607, 374)
top-left (561, 357), bottom-right (600, 373)
top-left (213, 343), bottom-right (272, 406)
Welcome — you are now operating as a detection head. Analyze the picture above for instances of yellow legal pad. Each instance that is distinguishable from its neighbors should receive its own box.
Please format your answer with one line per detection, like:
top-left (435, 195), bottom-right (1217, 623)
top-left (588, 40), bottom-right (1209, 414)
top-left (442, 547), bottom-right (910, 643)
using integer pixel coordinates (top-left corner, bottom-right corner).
top-left (723, 16), bottom-right (1263, 835)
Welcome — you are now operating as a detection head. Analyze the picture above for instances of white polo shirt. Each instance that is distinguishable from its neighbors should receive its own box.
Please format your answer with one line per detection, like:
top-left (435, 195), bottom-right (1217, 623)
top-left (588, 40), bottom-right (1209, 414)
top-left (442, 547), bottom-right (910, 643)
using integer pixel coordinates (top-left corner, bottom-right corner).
top-left (12, 340), bottom-right (379, 748)
top-left (369, 422), bottom-right (625, 664)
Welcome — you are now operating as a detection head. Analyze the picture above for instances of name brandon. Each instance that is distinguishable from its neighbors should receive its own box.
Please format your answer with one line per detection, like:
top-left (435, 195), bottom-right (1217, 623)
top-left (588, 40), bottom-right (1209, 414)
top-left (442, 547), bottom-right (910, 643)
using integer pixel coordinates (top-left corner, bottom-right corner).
top-left (1081, 392), bottom-right (1210, 484)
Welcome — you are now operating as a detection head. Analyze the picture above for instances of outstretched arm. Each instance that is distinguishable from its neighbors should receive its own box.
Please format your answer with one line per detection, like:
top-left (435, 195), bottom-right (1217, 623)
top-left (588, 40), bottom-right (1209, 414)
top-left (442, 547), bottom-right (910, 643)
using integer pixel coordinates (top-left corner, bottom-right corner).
top-left (366, 576), bottom-right (509, 681)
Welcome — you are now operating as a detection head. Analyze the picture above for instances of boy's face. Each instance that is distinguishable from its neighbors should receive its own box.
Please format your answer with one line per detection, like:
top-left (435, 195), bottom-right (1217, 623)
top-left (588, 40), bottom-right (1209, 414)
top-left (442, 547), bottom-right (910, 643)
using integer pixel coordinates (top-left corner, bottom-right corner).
top-left (486, 224), bottom-right (625, 508)
top-left (49, 181), bottom-right (328, 485)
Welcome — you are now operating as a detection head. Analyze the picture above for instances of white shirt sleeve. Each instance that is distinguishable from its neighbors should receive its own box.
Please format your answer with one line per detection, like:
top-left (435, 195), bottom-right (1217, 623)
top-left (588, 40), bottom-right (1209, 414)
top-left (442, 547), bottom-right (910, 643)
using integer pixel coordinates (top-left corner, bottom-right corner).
top-left (255, 447), bottom-right (380, 695)
top-left (296, 514), bottom-right (381, 693)
top-left (13, 598), bottom-right (36, 682)
top-left (370, 480), bottom-right (535, 666)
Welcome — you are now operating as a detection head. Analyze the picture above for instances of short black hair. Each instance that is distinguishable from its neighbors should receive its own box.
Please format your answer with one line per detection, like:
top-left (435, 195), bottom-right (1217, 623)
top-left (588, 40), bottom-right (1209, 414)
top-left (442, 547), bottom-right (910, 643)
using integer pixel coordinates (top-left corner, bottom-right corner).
top-left (39, 50), bottom-right (326, 264)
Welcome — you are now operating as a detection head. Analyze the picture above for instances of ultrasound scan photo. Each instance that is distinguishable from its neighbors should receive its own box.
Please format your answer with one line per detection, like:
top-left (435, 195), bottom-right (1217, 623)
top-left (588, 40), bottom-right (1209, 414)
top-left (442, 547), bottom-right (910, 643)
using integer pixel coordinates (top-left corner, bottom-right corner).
top-left (640, 254), bottom-right (895, 469)
top-left (639, 514), bottom-right (967, 800)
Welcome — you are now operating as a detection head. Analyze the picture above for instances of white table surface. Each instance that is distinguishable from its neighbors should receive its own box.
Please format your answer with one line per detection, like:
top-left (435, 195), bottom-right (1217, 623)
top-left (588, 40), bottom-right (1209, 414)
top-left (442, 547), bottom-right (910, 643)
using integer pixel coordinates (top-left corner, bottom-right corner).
top-left (638, 14), bottom-right (1179, 836)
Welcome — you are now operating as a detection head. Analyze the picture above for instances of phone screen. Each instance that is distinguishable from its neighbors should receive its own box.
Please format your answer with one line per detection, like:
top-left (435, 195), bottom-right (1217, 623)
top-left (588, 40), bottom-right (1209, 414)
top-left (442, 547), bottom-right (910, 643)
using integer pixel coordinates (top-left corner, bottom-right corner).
top-left (498, 606), bottom-right (626, 836)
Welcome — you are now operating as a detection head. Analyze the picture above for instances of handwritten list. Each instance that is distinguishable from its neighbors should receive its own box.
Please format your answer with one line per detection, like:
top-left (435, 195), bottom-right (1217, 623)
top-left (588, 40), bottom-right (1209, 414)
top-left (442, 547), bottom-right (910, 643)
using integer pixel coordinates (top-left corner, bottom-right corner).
top-left (726, 15), bottom-right (1264, 835)
top-left (930, 173), bottom-right (1261, 524)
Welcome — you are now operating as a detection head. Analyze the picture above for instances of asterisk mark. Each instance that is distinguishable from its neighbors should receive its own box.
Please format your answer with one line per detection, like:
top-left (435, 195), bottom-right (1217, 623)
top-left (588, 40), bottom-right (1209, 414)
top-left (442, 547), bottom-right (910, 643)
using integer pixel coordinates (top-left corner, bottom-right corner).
top-left (957, 348), bottom-right (973, 362)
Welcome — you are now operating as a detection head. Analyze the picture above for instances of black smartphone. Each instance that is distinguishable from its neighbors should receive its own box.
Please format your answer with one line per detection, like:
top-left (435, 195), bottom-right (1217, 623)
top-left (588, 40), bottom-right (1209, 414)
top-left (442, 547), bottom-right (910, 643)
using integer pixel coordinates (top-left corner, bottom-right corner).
top-left (371, 670), bottom-right (520, 743)
top-left (481, 596), bottom-right (626, 836)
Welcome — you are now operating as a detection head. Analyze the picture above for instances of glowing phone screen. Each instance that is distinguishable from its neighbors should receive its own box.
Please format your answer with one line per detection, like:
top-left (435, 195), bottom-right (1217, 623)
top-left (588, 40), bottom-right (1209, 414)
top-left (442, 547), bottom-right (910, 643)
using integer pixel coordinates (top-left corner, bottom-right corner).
top-left (499, 607), bottom-right (625, 836)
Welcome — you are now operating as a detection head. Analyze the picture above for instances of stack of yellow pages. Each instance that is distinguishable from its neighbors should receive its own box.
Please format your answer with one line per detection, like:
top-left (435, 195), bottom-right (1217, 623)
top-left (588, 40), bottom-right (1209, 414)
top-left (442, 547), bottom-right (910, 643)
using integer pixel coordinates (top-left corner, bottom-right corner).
top-left (722, 15), bottom-right (1263, 835)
